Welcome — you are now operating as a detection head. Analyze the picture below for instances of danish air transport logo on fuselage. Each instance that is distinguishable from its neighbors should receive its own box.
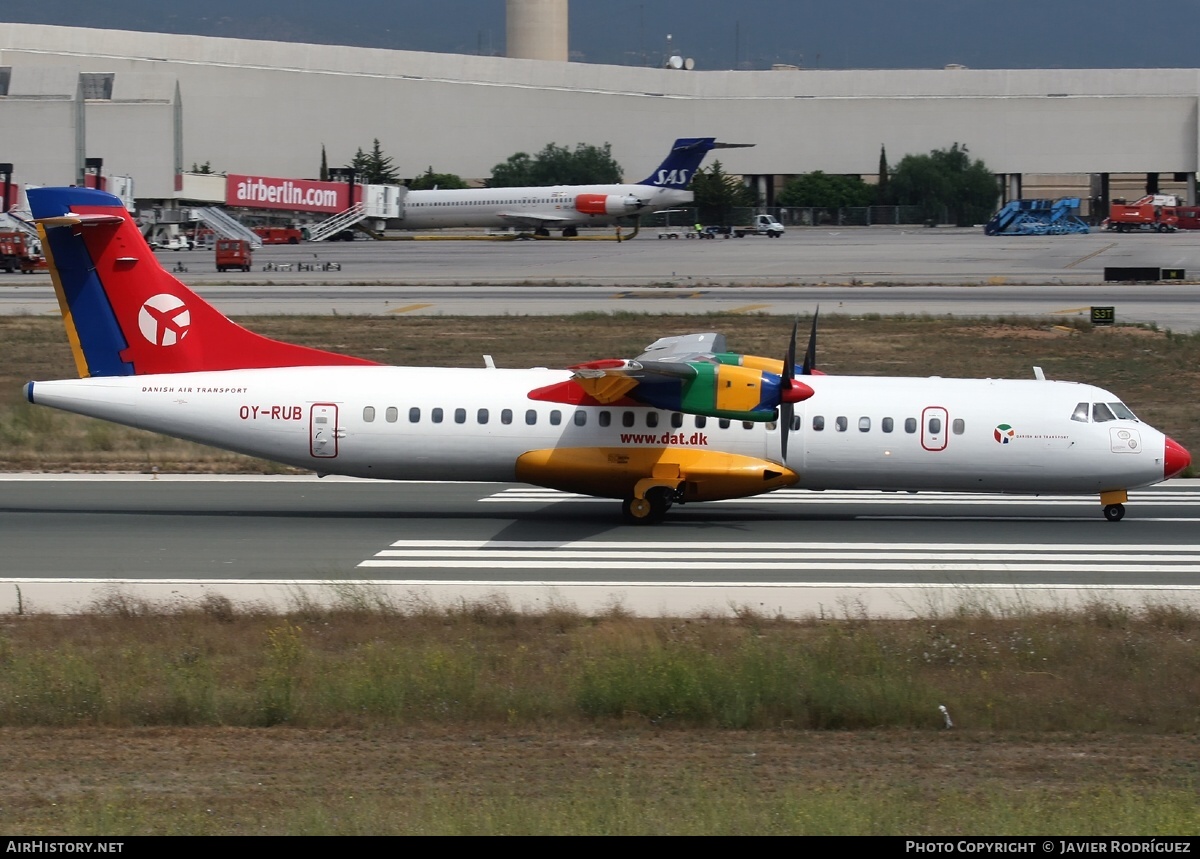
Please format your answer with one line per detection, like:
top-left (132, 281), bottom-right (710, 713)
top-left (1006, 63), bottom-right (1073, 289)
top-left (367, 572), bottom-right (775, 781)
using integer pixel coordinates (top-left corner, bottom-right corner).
top-left (994, 423), bottom-right (1015, 444)
top-left (138, 294), bottom-right (191, 347)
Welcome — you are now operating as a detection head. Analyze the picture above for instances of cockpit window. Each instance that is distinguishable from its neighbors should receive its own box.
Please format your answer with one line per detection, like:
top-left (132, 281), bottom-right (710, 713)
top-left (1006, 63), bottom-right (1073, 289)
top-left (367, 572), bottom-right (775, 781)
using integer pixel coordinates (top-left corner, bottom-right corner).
top-left (1092, 403), bottom-right (1116, 423)
top-left (1071, 402), bottom-right (1089, 422)
top-left (1108, 402), bottom-right (1138, 421)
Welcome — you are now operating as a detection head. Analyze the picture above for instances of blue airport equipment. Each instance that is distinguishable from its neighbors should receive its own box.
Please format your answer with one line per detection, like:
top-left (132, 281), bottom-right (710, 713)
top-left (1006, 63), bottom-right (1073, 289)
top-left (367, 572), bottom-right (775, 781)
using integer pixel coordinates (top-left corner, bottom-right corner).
top-left (984, 198), bottom-right (1089, 235)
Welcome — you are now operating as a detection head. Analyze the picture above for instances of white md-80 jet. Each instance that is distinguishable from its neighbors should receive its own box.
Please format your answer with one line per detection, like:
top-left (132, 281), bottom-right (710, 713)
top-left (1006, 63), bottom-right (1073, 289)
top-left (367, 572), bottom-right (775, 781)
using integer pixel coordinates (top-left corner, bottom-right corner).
top-left (24, 187), bottom-right (1190, 523)
top-left (396, 137), bottom-right (729, 236)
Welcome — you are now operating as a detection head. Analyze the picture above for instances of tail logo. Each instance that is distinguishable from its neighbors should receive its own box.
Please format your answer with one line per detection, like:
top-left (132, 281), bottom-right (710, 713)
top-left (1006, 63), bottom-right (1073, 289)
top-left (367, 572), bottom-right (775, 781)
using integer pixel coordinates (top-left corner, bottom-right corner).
top-left (655, 168), bottom-right (690, 186)
top-left (138, 294), bottom-right (192, 347)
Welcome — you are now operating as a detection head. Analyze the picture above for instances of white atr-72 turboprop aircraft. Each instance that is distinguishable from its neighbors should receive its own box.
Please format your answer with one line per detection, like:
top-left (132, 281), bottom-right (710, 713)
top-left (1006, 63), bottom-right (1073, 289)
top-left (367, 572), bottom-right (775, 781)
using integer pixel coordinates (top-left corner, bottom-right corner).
top-left (395, 137), bottom-right (731, 236)
top-left (25, 187), bottom-right (1190, 523)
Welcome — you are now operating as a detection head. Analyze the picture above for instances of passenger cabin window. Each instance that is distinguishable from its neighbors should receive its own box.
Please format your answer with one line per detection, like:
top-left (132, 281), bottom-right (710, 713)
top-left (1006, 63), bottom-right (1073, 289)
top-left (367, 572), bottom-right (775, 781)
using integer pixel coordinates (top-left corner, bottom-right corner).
top-left (574, 411), bottom-right (587, 427)
top-left (882, 417), bottom-right (894, 433)
top-left (432, 408), bottom-right (443, 424)
top-left (670, 413), bottom-right (684, 429)
top-left (599, 411), bottom-right (611, 427)
top-left (813, 416), bottom-right (825, 431)
top-left (646, 412), bottom-right (659, 428)
top-left (1072, 402), bottom-right (1090, 422)
top-left (952, 418), bottom-right (965, 434)
top-left (501, 409), bottom-right (513, 425)
top-left (550, 410), bottom-right (562, 426)
top-left (858, 417), bottom-right (871, 432)
top-left (719, 419), bottom-right (731, 429)
top-left (835, 416), bottom-right (848, 432)
top-left (742, 421), bottom-right (754, 430)
top-left (1092, 403), bottom-right (1116, 423)
top-left (622, 412), bottom-right (635, 428)
top-left (791, 415), bottom-right (802, 431)
top-left (928, 417), bottom-right (943, 434)
top-left (478, 408), bottom-right (489, 424)
top-left (385, 406), bottom-right (397, 423)
top-left (695, 416), bottom-right (707, 428)
top-left (525, 409), bottom-right (537, 426)
top-left (454, 408), bottom-right (466, 424)
top-left (409, 407), bottom-right (420, 423)
top-left (363, 406), bottom-right (376, 422)
top-left (905, 418), bottom-right (917, 433)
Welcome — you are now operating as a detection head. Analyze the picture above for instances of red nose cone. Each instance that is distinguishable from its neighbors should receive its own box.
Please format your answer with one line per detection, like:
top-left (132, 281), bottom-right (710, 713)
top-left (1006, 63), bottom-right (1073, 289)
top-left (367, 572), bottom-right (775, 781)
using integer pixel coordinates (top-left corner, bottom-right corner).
top-left (781, 380), bottom-right (815, 404)
top-left (1165, 437), bottom-right (1191, 479)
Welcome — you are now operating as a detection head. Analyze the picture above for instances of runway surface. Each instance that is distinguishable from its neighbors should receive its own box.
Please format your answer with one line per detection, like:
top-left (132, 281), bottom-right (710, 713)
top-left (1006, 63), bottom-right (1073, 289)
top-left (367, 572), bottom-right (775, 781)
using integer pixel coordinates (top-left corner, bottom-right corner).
top-left (4, 475), bottom-right (1198, 617)
top-left (6, 229), bottom-right (1200, 329)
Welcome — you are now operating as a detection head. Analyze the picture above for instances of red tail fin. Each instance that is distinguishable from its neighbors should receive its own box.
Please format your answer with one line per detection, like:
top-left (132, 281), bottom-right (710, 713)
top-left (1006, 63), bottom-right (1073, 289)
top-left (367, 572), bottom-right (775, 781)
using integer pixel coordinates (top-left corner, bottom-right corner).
top-left (30, 187), bottom-right (376, 377)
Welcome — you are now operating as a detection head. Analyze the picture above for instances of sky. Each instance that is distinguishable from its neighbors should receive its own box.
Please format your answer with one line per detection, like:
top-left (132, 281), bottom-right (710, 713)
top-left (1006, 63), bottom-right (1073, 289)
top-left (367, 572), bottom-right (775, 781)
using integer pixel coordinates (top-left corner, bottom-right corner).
top-left (5, 1), bottom-right (1200, 70)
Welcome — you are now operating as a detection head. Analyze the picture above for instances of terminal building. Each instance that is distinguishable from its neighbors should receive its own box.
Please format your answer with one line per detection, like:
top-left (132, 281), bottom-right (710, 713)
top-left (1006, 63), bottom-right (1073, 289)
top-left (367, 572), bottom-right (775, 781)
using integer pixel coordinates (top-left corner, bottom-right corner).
top-left (3, 14), bottom-right (1200, 229)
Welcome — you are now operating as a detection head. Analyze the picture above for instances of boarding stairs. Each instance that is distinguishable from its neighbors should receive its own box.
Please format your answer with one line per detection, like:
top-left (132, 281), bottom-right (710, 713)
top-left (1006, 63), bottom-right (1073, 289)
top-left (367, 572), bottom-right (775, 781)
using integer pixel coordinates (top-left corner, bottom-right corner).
top-left (0, 210), bottom-right (40, 239)
top-left (193, 207), bottom-right (262, 248)
top-left (984, 198), bottom-right (1089, 236)
top-left (306, 203), bottom-right (367, 242)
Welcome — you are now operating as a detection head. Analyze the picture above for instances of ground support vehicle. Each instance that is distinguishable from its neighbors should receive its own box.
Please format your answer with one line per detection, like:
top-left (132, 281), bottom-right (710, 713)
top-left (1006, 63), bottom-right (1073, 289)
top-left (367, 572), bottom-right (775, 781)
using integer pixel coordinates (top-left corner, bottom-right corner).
top-left (215, 239), bottom-right (253, 272)
top-left (0, 230), bottom-right (45, 273)
top-left (1103, 195), bottom-right (1181, 233)
top-left (732, 214), bottom-right (785, 237)
top-left (984, 198), bottom-right (1090, 235)
top-left (253, 226), bottom-right (303, 244)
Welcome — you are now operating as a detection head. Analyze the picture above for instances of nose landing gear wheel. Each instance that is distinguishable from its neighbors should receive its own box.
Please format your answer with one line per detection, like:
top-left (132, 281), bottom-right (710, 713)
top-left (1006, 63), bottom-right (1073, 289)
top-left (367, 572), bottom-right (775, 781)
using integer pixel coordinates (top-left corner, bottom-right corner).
top-left (1104, 503), bottom-right (1126, 522)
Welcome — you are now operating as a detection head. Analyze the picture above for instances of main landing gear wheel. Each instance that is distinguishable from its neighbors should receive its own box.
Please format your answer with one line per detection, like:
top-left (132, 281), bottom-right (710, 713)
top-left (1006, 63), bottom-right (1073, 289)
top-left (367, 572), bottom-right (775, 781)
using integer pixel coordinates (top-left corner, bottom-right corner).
top-left (621, 489), bottom-right (672, 524)
top-left (1104, 503), bottom-right (1126, 522)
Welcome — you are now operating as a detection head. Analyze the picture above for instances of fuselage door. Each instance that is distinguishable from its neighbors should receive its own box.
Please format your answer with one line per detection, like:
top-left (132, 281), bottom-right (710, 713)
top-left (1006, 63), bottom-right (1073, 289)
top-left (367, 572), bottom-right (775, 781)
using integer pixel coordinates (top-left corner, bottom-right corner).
top-left (922, 406), bottom-right (948, 452)
top-left (310, 403), bottom-right (338, 458)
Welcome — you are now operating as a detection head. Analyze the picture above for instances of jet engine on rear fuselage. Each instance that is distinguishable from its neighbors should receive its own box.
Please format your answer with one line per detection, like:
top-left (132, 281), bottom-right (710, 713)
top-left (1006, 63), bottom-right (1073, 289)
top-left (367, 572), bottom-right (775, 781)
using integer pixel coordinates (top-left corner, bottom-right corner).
top-left (574, 193), bottom-right (644, 216)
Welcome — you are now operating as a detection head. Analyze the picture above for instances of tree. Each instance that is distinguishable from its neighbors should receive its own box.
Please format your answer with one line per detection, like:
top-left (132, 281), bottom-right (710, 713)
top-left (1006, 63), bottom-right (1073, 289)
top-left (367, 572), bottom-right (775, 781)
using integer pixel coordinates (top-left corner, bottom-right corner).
top-left (776, 171), bottom-right (874, 208)
top-left (876, 145), bottom-right (890, 203)
top-left (347, 139), bottom-right (400, 185)
top-left (407, 166), bottom-right (468, 190)
top-left (889, 142), bottom-right (997, 226)
top-left (319, 145), bottom-right (329, 182)
top-left (190, 161), bottom-right (214, 174)
top-left (488, 142), bottom-right (622, 187)
top-left (688, 161), bottom-right (758, 225)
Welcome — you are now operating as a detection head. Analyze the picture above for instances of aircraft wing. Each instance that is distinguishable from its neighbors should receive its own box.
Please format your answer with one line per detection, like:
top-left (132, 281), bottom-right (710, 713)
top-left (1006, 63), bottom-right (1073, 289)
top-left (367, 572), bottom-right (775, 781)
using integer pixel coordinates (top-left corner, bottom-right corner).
top-left (497, 211), bottom-right (576, 227)
top-left (562, 331), bottom-right (811, 421)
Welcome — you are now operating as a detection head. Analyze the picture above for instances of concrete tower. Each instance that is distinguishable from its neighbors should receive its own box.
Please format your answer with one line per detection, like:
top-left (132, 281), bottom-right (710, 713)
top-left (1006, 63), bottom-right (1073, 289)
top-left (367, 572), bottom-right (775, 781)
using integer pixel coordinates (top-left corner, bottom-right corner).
top-left (506, 0), bottom-right (568, 62)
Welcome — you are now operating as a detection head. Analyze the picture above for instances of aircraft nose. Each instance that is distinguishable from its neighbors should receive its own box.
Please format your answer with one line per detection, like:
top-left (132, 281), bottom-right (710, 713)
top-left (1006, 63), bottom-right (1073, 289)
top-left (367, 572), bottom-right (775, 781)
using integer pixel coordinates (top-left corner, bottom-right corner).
top-left (1165, 436), bottom-right (1191, 479)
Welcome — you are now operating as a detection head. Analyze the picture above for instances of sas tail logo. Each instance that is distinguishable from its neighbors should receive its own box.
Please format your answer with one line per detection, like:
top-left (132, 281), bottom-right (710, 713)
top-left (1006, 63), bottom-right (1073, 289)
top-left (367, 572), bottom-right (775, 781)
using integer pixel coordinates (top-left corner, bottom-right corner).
top-left (655, 168), bottom-right (691, 187)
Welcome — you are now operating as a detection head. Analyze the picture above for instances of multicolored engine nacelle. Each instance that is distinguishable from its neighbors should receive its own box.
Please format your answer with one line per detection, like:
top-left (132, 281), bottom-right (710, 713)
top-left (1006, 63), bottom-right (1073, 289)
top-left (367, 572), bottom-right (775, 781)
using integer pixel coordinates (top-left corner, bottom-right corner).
top-left (571, 353), bottom-right (813, 422)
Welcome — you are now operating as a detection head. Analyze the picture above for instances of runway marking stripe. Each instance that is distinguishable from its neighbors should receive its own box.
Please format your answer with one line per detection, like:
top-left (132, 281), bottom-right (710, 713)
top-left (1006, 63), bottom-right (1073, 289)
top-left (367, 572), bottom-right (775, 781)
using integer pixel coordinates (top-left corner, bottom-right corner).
top-left (359, 560), bottom-right (1200, 573)
top-left (7, 577), bottom-right (1200, 592)
top-left (372, 550), bottom-right (1200, 563)
top-left (383, 540), bottom-right (1198, 552)
top-left (482, 488), bottom-right (1200, 504)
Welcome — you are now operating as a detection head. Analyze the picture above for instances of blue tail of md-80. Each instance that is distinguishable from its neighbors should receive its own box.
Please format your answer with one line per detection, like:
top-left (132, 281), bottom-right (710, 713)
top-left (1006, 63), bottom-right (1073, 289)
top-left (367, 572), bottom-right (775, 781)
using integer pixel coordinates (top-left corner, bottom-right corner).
top-left (636, 138), bottom-right (719, 188)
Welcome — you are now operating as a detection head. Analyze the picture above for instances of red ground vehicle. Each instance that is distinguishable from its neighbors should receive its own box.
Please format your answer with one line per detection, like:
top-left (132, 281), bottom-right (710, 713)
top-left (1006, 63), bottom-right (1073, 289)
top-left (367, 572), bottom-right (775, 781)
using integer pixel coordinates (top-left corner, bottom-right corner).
top-left (215, 239), bottom-right (253, 272)
top-left (0, 230), bottom-right (45, 273)
top-left (253, 226), bottom-right (303, 244)
top-left (1172, 206), bottom-right (1200, 230)
top-left (1103, 195), bottom-right (1180, 232)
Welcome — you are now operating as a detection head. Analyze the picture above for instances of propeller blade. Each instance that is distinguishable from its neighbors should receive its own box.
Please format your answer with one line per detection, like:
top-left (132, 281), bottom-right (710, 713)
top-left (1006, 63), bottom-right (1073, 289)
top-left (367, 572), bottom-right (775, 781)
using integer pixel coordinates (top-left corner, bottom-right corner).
top-left (801, 306), bottom-right (819, 375)
top-left (780, 317), bottom-right (799, 463)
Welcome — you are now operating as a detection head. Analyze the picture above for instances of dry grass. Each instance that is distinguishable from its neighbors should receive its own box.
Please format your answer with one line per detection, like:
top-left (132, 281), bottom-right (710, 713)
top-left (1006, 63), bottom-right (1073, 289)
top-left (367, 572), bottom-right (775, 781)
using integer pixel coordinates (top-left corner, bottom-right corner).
top-left (0, 601), bottom-right (1199, 834)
